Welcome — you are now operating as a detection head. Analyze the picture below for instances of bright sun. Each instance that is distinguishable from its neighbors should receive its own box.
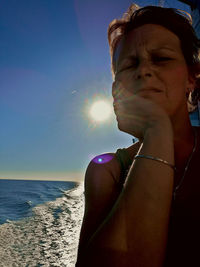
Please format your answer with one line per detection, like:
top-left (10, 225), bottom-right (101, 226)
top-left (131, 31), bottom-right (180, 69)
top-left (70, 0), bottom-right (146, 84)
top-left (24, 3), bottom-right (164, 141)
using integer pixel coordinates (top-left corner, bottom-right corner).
top-left (89, 100), bottom-right (112, 122)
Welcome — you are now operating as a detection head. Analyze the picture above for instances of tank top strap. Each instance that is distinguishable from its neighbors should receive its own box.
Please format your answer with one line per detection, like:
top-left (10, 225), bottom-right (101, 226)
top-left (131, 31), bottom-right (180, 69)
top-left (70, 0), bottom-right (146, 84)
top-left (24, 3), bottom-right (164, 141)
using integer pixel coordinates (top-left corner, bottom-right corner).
top-left (115, 148), bottom-right (133, 187)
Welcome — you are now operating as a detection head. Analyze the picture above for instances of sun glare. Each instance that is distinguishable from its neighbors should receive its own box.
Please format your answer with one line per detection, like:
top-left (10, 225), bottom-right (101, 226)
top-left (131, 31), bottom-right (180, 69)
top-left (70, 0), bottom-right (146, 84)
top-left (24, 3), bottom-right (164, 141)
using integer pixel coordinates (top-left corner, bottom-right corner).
top-left (89, 100), bottom-right (112, 122)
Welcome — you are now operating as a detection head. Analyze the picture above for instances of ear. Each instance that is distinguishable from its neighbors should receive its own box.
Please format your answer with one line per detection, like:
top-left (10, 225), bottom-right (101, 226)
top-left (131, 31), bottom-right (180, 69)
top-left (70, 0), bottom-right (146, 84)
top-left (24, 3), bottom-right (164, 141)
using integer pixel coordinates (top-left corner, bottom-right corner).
top-left (186, 73), bottom-right (196, 94)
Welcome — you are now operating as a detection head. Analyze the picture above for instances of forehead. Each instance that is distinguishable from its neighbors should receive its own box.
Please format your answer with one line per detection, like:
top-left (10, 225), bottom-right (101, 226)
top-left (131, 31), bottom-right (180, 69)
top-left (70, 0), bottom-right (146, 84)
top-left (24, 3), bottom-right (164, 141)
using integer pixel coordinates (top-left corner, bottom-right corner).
top-left (114, 24), bottom-right (182, 61)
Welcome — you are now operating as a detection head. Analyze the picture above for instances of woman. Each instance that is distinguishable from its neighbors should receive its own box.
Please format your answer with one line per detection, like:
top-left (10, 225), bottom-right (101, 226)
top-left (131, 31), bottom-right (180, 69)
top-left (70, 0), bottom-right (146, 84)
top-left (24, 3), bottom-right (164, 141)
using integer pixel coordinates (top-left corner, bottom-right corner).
top-left (76, 4), bottom-right (200, 267)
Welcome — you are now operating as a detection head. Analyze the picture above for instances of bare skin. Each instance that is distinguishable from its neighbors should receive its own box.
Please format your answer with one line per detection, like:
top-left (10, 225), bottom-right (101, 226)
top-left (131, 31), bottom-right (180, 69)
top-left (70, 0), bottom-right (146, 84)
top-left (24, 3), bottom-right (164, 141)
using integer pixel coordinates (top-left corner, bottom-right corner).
top-left (76, 24), bottom-right (196, 267)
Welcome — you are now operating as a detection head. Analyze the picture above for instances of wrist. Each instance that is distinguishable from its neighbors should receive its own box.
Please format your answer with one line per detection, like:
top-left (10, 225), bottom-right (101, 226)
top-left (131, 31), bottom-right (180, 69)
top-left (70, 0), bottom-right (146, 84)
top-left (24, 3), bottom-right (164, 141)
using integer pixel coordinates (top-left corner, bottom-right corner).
top-left (139, 119), bottom-right (174, 165)
top-left (144, 118), bottom-right (173, 141)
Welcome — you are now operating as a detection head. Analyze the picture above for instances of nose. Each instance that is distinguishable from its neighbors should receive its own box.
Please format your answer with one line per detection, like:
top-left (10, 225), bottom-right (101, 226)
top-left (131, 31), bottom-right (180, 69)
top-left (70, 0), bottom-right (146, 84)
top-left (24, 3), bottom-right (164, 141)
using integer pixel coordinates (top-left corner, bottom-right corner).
top-left (136, 72), bottom-right (152, 79)
top-left (135, 60), bottom-right (153, 80)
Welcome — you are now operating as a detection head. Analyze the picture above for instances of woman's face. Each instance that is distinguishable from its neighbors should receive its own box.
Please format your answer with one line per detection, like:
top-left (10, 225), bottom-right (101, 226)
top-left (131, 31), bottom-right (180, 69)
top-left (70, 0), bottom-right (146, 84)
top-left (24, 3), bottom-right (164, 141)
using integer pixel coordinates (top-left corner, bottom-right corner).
top-left (113, 24), bottom-right (195, 117)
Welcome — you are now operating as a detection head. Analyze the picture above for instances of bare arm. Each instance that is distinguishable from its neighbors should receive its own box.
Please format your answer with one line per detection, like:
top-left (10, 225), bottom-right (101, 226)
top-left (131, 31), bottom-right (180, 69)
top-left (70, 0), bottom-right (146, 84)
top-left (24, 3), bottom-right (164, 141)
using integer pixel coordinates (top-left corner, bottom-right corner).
top-left (77, 123), bottom-right (174, 267)
top-left (76, 153), bottom-right (122, 262)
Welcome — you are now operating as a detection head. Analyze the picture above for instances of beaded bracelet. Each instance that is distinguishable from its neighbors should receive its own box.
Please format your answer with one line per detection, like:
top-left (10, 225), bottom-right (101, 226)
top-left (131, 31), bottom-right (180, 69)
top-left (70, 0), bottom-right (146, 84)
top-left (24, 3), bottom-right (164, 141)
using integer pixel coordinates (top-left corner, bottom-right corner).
top-left (134, 154), bottom-right (176, 171)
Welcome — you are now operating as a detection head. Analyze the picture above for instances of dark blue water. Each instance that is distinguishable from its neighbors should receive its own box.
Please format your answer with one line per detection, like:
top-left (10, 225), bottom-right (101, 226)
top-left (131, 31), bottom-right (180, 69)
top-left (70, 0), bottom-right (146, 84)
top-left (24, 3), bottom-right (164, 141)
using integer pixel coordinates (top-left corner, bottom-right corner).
top-left (0, 179), bottom-right (77, 224)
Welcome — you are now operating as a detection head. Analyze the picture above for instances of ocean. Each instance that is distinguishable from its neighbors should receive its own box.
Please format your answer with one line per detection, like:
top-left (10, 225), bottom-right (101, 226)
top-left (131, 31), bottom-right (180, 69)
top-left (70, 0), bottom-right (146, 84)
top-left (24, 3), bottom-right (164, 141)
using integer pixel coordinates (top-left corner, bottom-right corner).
top-left (0, 179), bottom-right (84, 267)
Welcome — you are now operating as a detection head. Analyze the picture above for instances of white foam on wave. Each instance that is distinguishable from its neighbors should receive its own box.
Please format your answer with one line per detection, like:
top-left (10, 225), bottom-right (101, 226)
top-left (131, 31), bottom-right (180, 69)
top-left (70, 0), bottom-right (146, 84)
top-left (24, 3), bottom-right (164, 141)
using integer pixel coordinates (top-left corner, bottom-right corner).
top-left (0, 182), bottom-right (85, 267)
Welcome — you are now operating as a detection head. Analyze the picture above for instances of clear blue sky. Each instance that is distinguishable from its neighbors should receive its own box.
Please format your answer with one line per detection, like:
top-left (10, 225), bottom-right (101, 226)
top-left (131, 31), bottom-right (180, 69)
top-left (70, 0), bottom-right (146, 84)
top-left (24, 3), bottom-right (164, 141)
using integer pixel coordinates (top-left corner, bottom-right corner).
top-left (0, 0), bottom-right (190, 180)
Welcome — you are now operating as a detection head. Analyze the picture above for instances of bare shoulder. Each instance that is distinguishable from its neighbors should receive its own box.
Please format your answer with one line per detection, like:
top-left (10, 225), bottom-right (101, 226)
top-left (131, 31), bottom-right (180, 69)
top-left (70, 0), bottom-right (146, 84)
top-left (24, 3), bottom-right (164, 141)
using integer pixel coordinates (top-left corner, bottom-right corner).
top-left (85, 152), bottom-right (121, 187)
top-left (85, 141), bottom-right (141, 186)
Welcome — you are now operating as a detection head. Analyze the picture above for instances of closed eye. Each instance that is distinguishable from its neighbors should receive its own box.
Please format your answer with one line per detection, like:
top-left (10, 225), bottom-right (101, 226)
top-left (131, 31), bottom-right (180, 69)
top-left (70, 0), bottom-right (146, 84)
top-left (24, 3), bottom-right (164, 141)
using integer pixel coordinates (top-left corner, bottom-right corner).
top-left (153, 57), bottom-right (172, 62)
top-left (116, 57), bottom-right (172, 74)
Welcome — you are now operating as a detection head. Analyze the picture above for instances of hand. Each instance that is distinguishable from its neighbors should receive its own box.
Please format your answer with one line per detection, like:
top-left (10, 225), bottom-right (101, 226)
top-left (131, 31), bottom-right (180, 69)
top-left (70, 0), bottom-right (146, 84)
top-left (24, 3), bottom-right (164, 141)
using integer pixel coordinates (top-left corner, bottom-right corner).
top-left (112, 81), bottom-right (172, 140)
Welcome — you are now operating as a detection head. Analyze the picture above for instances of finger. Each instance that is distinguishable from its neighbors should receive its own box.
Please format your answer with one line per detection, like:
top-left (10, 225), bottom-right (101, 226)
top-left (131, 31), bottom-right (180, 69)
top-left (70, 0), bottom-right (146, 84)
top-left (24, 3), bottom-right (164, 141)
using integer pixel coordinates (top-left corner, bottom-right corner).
top-left (112, 80), bottom-right (124, 99)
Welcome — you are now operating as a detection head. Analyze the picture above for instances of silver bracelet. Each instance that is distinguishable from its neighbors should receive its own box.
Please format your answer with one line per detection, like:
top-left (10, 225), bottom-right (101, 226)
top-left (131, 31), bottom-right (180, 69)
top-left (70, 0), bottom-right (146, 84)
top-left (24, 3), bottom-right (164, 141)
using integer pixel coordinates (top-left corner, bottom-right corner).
top-left (134, 154), bottom-right (176, 171)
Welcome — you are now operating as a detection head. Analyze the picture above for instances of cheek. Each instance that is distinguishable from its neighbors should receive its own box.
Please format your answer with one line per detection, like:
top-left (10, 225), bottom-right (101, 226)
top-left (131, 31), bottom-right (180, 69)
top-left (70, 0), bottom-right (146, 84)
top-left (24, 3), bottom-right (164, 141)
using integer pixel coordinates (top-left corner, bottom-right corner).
top-left (165, 65), bottom-right (188, 94)
top-left (173, 63), bottom-right (188, 81)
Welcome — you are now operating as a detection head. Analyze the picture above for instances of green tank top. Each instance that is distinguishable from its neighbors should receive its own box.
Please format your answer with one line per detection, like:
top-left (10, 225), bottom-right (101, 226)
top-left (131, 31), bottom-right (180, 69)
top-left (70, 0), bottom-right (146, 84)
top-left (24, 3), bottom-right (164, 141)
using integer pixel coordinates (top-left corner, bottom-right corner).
top-left (115, 148), bottom-right (133, 187)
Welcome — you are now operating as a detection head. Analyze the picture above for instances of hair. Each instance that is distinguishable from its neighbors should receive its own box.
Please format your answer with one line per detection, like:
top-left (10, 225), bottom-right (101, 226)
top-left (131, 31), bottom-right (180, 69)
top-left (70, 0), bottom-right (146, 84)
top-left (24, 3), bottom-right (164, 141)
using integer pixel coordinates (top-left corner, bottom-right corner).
top-left (107, 4), bottom-right (200, 109)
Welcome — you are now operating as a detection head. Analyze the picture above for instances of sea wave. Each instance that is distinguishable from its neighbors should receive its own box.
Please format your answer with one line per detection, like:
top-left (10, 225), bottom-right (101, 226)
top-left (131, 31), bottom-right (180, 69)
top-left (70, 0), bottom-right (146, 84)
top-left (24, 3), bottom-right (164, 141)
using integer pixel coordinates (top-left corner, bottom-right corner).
top-left (0, 182), bottom-right (84, 267)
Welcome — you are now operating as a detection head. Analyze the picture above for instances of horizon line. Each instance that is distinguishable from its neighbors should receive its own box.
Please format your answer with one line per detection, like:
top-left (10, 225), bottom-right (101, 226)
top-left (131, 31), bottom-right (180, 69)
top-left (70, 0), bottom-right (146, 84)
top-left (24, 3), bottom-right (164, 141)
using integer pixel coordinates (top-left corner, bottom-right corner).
top-left (0, 171), bottom-right (84, 182)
